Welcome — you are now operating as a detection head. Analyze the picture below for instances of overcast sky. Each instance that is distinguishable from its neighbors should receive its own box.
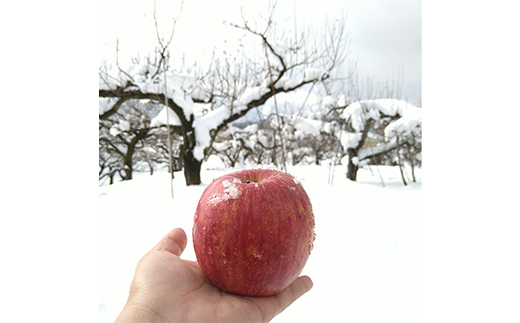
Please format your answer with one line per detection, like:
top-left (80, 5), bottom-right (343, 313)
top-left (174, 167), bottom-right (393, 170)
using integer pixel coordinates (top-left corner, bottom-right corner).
top-left (100, 0), bottom-right (421, 106)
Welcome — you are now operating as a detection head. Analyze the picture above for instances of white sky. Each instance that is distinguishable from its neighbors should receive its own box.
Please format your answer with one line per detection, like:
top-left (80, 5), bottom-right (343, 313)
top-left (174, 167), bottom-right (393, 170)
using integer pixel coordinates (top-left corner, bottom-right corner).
top-left (99, 0), bottom-right (421, 105)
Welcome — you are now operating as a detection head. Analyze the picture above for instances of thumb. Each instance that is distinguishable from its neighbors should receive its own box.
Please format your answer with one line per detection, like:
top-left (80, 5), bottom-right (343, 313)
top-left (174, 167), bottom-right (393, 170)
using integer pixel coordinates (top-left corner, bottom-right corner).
top-left (152, 228), bottom-right (188, 256)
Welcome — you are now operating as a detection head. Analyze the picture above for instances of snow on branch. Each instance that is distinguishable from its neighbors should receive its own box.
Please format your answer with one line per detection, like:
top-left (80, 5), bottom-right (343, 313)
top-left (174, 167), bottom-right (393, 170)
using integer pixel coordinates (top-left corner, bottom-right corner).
top-left (321, 97), bottom-right (422, 153)
top-left (150, 106), bottom-right (182, 127)
top-left (341, 98), bottom-right (421, 133)
top-left (99, 63), bottom-right (211, 121)
top-left (384, 105), bottom-right (422, 142)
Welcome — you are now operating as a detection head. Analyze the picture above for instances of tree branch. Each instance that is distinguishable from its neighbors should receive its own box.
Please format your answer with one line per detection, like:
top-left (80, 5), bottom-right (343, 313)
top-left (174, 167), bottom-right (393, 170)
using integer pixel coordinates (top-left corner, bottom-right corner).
top-left (99, 87), bottom-right (189, 129)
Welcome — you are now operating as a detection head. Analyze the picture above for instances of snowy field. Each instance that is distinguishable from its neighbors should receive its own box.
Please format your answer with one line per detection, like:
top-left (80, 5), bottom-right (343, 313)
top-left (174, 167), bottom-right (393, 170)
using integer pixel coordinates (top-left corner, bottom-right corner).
top-left (99, 164), bottom-right (421, 322)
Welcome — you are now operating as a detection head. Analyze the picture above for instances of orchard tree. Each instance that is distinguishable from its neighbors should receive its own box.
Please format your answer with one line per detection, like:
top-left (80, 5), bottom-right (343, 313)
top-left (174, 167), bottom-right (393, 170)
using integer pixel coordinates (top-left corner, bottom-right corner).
top-left (99, 4), bottom-right (347, 185)
top-left (384, 110), bottom-right (422, 184)
top-left (266, 112), bottom-right (344, 166)
top-left (99, 100), bottom-right (155, 182)
top-left (207, 124), bottom-right (256, 168)
top-left (99, 99), bottom-right (183, 183)
top-left (321, 97), bottom-right (422, 181)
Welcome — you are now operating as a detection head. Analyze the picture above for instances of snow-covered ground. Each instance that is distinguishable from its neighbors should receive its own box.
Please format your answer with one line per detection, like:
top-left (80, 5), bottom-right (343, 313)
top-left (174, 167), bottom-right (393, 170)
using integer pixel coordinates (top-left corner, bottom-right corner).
top-left (99, 164), bottom-right (421, 322)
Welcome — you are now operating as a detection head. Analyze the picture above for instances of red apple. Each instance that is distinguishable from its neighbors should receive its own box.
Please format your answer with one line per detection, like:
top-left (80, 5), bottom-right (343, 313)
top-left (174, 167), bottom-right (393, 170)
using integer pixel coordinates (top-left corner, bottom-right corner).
top-left (192, 168), bottom-right (315, 297)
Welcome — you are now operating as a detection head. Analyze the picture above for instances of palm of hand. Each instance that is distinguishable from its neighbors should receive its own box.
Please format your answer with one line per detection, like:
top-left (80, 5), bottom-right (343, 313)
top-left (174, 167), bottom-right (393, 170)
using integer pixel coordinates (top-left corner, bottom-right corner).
top-left (117, 228), bottom-right (312, 323)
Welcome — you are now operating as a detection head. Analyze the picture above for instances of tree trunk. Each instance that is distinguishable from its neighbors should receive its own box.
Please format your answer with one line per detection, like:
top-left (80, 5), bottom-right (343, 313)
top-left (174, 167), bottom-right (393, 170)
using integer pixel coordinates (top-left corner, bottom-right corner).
top-left (346, 148), bottom-right (358, 181)
top-left (122, 155), bottom-right (133, 181)
top-left (346, 119), bottom-right (373, 181)
top-left (122, 129), bottom-right (149, 181)
top-left (123, 167), bottom-right (133, 181)
top-left (398, 162), bottom-right (408, 186)
top-left (408, 147), bottom-right (416, 183)
top-left (148, 161), bottom-right (154, 176)
top-left (396, 137), bottom-right (408, 186)
top-left (183, 149), bottom-right (202, 185)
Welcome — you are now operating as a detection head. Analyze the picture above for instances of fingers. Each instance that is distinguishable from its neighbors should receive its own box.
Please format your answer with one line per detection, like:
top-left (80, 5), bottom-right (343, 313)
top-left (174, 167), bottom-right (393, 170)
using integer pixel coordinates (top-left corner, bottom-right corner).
top-left (153, 228), bottom-right (188, 256)
top-left (274, 275), bottom-right (313, 312)
top-left (253, 275), bottom-right (313, 321)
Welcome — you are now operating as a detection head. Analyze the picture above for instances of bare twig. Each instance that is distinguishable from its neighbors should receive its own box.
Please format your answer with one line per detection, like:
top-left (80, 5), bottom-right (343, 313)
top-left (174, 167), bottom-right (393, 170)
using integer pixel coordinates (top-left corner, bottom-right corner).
top-left (152, 0), bottom-right (184, 80)
top-left (264, 41), bottom-right (287, 172)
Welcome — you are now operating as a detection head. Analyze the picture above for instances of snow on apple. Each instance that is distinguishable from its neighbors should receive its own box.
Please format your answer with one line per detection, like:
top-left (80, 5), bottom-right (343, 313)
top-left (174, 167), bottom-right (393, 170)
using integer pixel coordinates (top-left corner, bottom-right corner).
top-left (208, 177), bottom-right (242, 204)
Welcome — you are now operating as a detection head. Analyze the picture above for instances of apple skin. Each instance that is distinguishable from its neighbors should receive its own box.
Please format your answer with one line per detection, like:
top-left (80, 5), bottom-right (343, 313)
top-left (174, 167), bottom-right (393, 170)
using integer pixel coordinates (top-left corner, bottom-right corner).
top-left (192, 168), bottom-right (315, 297)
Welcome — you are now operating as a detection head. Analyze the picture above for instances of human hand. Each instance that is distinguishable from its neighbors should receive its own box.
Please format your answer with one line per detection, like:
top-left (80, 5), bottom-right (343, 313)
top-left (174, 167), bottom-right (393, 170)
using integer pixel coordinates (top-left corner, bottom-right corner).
top-left (115, 228), bottom-right (313, 323)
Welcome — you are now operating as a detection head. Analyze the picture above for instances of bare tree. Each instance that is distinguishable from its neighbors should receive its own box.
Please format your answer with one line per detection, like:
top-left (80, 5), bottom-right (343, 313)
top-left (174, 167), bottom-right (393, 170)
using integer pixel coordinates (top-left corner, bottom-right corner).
top-left (99, 99), bottom-right (184, 184)
top-left (321, 94), bottom-right (421, 181)
top-left (384, 114), bottom-right (422, 185)
top-left (99, 101), bottom-right (154, 181)
top-left (99, 3), bottom-right (348, 185)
